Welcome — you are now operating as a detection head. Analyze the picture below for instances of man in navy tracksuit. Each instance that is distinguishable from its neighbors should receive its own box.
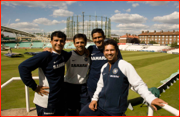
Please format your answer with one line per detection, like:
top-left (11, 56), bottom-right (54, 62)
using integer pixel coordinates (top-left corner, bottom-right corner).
top-left (87, 28), bottom-right (123, 98)
top-left (18, 31), bottom-right (71, 116)
top-left (80, 39), bottom-right (167, 116)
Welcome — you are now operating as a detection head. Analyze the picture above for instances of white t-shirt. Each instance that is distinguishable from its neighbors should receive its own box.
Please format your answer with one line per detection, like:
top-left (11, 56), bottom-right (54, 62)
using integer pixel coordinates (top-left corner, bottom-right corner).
top-left (64, 51), bottom-right (90, 84)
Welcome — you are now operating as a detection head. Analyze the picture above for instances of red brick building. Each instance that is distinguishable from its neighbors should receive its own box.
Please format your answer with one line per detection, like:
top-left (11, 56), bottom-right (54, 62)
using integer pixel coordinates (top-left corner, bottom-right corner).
top-left (119, 33), bottom-right (139, 43)
top-left (138, 30), bottom-right (179, 45)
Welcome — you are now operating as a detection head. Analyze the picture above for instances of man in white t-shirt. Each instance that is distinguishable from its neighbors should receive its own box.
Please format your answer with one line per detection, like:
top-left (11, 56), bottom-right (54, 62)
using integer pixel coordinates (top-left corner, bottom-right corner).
top-left (64, 34), bottom-right (90, 115)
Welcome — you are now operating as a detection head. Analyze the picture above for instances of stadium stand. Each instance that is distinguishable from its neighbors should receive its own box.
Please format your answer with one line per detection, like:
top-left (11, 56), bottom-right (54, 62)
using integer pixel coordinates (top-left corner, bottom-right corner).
top-left (167, 48), bottom-right (179, 54)
top-left (85, 42), bottom-right (95, 48)
top-left (31, 42), bottom-right (44, 48)
top-left (125, 45), bottom-right (143, 51)
top-left (3, 43), bottom-right (17, 48)
top-left (141, 46), bottom-right (171, 52)
top-left (18, 42), bottom-right (31, 48)
top-left (43, 43), bottom-right (52, 48)
top-left (118, 45), bottom-right (129, 50)
top-left (65, 42), bottom-right (76, 49)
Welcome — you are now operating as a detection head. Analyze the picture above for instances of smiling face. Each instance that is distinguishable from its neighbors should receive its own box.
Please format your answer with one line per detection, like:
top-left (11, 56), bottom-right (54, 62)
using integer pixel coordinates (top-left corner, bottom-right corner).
top-left (50, 36), bottom-right (65, 54)
top-left (92, 32), bottom-right (105, 48)
top-left (104, 44), bottom-right (118, 63)
top-left (74, 37), bottom-right (86, 53)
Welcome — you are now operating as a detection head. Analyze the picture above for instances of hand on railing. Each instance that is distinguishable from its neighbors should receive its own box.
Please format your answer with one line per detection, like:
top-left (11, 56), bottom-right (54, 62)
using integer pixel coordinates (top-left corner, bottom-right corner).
top-left (151, 98), bottom-right (168, 111)
top-left (35, 85), bottom-right (49, 96)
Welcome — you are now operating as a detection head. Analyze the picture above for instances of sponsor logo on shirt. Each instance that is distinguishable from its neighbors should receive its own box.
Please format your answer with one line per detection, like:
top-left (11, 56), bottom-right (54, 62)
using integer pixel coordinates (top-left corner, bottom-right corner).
top-left (91, 56), bottom-right (107, 60)
top-left (53, 62), bottom-right (65, 69)
top-left (71, 64), bottom-right (88, 67)
top-left (110, 75), bottom-right (119, 78)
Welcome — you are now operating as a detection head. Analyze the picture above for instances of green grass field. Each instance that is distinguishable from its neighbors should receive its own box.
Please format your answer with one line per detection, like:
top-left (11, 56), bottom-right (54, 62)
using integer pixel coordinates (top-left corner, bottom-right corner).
top-left (1, 48), bottom-right (179, 116)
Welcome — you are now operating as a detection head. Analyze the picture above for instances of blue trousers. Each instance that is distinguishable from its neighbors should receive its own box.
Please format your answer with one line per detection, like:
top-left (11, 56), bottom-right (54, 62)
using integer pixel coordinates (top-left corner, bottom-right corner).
top-left (79, 102), bottom-right (126, 116)
top-left (64, 82), bottom-right (90, 115)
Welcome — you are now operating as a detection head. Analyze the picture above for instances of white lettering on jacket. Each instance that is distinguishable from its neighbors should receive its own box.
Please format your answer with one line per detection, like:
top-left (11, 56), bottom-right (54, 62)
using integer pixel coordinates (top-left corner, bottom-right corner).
top-left (91, 56), bottom-right (107, 60)
top-left (53, 62), bottom-right (65, 69)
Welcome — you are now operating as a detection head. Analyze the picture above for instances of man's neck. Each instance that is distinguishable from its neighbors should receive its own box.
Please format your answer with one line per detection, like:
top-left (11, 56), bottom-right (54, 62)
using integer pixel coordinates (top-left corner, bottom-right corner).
top-left (52, 50), bottom-right (61, 54)
top-left (74, 50), bottom-right (85, 55)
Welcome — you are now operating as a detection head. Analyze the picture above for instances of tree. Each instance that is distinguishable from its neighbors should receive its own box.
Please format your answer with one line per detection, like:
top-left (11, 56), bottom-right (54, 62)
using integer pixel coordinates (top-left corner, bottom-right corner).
top-left (141, 41), bottom-right (145, 44)
top-left (148, 41), bottom-right (158, 44)
top-left (1, 34), bottom-right (4, 38)
top-left (171, 42), bottom-right (178, 48)
top-left (130, 38), bottom-right (140, 44)
top-left (113, 38), bottom-right (119, 43)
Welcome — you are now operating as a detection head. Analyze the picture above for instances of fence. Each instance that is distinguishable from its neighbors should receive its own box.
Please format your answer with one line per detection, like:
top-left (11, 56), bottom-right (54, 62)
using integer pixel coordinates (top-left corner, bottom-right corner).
top-left (1, 76), bottom-right (39, 112)
top-left (1, 73), bottom-right (179, 115)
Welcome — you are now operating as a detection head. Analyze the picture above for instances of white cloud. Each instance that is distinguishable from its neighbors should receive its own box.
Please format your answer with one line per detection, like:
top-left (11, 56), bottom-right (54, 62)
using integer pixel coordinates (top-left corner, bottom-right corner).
top-left (174, 2), bottom-right (179, 8)
top-left (115, 10), bottom-right (120, 13)
top-left (15, 19), bottom-right (20, 22)
top-left (8, 22), bottom-right (39, 29)
top-left (116, 23), bottom-right (149, 30)
top-left (1, 1), bottom-right (77, 9)
top-left (145, 1), bottom-right (169, 6)
top-left (52, 9), bottom-right (73, 17)
top-left (132, 3), bottom-right (139, 8)
top-left (152, 11), bottom-right (179, 24)
top-left (33, 18), bottom-right (66, 25)
top-left (7, 22), bottom-right (44, 33)
top-left (128, 1), bottom-right (169, 6)
top-left (20, 28), bottom-right (44, 33)
top-left (126, 8), bottom-right (131, 12)
top-left (151, 24), bottom-right (179, 31)
top-left (111, 13), bottom-right (147, 24)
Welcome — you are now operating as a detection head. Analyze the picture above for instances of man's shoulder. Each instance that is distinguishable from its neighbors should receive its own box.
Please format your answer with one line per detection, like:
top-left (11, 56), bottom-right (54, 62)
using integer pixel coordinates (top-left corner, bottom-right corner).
top-left (88, 45), bottom-right (96, 50)
top-left (34, 51), bottom-right (51, 58)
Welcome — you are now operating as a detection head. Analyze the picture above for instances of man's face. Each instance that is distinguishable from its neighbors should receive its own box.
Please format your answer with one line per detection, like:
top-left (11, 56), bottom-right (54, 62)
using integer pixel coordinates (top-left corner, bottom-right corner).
top-left (74, 37), bottom-right (86, 52)
top-left (50, 36), bottom-right (65, 53)
top-left (92, 32), bottom-right (105, 48)
top-left (104, 44), bottom-right (118, 63)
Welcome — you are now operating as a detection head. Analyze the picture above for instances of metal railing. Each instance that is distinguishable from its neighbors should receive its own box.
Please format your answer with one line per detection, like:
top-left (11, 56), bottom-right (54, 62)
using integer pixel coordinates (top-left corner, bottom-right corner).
top-left (1, 74), bottom-right (179, 115)
top-left (1, 76), bottom-right (39, 112)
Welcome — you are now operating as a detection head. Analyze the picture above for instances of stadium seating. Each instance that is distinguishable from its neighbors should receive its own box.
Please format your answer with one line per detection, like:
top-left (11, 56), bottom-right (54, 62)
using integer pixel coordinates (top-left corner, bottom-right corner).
top-left (125, 45), bottom-right (143, 51)
top-left (43, 43), bottom-right (52, 48)
top-left (18, 42), bottom-right (31, 48)
top-left (118, 45), bottom-right (129, 50)
top-left (85, 42), bottom-right (95, 48)
top-left (142, 46), bottom-right (171, 52)
top-left (3, 43), bottom-right (17, 48)
top-left (31, 42), bottom-right (44, 48)
top-left (167, 48), bottom-right (179, 54)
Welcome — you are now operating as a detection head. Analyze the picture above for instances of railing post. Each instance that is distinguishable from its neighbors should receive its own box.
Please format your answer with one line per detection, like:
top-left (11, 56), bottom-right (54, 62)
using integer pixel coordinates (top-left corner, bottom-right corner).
top-left (162, 104), bottom-right (179, 116)
top-left (147, 106), bottom-right (153, 116)
top-left (25, 86), bottom-right (30, 112)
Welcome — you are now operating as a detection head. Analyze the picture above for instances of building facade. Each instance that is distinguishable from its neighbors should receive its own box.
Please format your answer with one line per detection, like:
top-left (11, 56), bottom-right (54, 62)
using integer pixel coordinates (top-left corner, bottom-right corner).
top-left (119, 33), bottom-right (139, 43)
top-left (138, 30), bottom-right (179, 45)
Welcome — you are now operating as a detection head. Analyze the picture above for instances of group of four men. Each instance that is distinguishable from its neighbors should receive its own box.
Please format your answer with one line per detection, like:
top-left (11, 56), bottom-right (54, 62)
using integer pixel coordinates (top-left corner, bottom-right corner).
top-left (19, 28), bottom-right (167, 116)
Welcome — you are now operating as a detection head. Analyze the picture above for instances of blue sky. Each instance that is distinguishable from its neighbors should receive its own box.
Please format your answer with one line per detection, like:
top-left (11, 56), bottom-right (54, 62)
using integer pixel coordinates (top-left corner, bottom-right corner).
top-left (1, 1), bottom-right (179, 37)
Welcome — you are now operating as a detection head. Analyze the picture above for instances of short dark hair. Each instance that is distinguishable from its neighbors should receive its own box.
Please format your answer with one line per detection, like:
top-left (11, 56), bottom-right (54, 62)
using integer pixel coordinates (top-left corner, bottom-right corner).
top-left (51, 31), bottom-right (66, 41)
top-left (103, 39), bottom-right (119, 52)
top-left (91, 28), bottom-right (105, 37)
top-left (73, 33), bottom-right (87, 43)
